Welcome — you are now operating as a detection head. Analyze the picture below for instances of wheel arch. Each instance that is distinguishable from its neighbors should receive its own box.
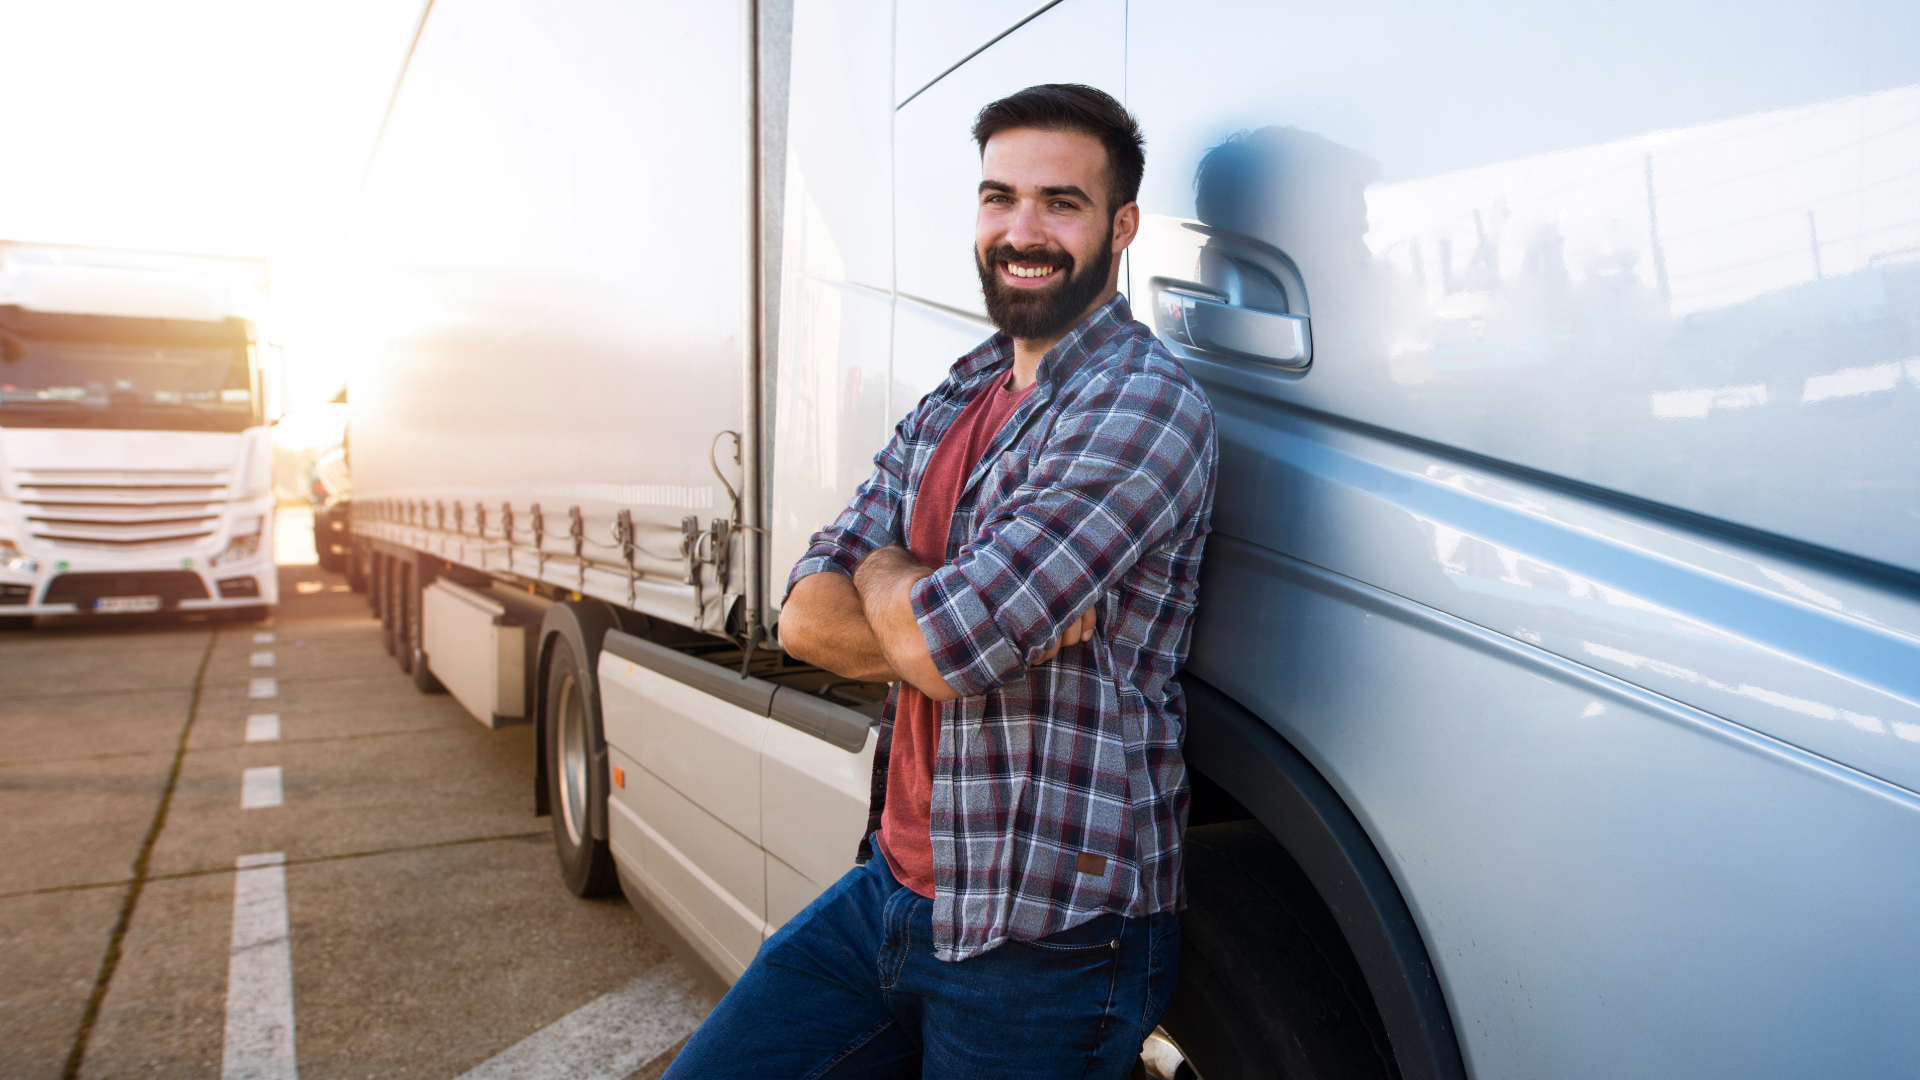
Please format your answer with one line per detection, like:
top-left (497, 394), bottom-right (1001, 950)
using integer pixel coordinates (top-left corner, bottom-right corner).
top-left (1179, 672), bottom-right (1467, 1080)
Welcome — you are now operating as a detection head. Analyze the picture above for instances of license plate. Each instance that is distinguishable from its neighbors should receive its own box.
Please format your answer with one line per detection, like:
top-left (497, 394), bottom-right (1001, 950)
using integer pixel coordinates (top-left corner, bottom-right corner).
top-left (95, 595), bottom-right (162, 613)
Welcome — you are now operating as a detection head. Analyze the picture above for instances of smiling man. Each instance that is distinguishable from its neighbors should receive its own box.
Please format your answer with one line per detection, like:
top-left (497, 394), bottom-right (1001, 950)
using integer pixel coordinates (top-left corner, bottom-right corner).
top-left (665, 84), bottom-right (1218, 1079)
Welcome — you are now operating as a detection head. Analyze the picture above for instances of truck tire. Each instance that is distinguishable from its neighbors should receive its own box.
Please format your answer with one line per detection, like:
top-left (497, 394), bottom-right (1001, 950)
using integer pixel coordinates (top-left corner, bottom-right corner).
top-left (1160, 821), bottom-right (1398, 1080)
top-left (346, 541), bottom-right (368, 594)
top-left (314, 509), bottom-right (343, 572)
top-left (364, 546), bottom-right (381, 611)
top-left (544, 635), bottom-right (619, 897)
top-left (407, 565), bottom-right (445, 693)
top-left (393, 562), bottom-right (413, 674)
top-left (379, 555), bottom-right (398, 655)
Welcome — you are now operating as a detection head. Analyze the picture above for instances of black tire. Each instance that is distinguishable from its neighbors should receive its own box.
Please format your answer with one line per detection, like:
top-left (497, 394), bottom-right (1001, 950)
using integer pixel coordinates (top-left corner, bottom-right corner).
top-left (544, 635), bottom-right (619, 897)
top-left (0, 615), bottom-right (33, 631)
top-left (363, 546), bottom-right (381, 611)
top-left (313, 509), bottom-right (343, 573)
top-left (408, 565), bottom-right (444, 694)
top-left (346, 541), bottom-right (368, 594)
top-left (379, 555), bottom-right (398, 656)
top-left (1161, 821), bottom-right (1399, 1080)
top-left (394, 562), bottom-right (414, 675)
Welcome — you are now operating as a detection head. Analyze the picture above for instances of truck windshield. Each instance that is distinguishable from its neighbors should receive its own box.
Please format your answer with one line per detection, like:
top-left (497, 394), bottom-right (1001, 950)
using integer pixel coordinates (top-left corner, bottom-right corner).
top-left (0, 314), bottom-right (257, 433)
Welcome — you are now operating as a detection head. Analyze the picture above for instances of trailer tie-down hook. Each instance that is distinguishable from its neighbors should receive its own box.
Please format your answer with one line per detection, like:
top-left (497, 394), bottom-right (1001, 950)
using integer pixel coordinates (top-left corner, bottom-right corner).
top-left (615, 509), bottom-right (637, 606)
top-left (568, 506), bottom-right (586, 589)
top-left (530, 503), bottom-right (546, 577)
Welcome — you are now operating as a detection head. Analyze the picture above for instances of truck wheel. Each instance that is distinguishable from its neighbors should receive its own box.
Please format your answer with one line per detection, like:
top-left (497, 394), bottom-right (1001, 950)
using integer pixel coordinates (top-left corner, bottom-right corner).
top-left (313, 510), bottom-right (342, 572)
top-left (346, 542), bottom-right (368, 594)
top-left (364, 547), bottom-right (381, 611)
top-left (408, 567), bottom-right (444, 693)
top-left (1160, 821), bottom-right (1397, 1080)
top-left (379, 556), bottom-right (398, 656)
top-left (393, 563), bottom-right (414, 674)
top-left (544, 636), bottom-right (619, 897)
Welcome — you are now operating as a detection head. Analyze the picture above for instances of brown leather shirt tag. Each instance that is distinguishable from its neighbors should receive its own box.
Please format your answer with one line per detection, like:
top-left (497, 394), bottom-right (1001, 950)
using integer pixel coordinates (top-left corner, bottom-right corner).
top-left (1075, 852), bottom-right (1108, 877)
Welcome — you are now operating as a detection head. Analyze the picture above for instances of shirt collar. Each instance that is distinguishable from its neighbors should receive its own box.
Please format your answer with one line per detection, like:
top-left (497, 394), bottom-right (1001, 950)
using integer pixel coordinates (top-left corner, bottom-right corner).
top-left (952, 293), bottom-right (1136, 391)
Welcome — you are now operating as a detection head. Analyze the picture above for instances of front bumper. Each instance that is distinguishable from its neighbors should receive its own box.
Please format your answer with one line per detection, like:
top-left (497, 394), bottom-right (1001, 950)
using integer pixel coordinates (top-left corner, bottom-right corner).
top-left (0, 553), bottom-right (279, 615)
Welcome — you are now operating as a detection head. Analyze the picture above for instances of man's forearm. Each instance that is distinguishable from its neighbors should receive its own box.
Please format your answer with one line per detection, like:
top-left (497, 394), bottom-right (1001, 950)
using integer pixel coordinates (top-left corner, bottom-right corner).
top-left (854, 546), bottom-right (959, 702)
top-left (779, 571), bottom-right (900, 683)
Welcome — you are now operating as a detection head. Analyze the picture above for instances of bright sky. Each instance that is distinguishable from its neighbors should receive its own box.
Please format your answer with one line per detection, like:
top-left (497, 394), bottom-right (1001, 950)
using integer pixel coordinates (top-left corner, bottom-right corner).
top-left (0, 1), bottom-right (425, 418)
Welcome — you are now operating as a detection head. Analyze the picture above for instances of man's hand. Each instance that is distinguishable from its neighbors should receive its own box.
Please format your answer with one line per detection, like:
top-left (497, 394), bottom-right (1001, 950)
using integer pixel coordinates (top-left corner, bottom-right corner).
top-left (854, 546), bottom-right (959, 702)
top-left (779, 572), bottom-right (900, 683)
top-left (1032, 606), bottom-right (1096, 666)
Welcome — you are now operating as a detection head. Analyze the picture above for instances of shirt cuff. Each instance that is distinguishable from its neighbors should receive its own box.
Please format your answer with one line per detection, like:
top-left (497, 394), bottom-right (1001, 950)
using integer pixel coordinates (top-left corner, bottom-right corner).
top-left (784, 550), bottom-right (857, 602)
top-left (908, 562), bottom-right (1026, 698)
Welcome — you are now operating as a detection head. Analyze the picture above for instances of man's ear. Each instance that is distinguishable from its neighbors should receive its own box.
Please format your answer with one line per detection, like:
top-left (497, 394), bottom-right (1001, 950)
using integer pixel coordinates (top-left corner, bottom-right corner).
top-left (1111, 202), bottom-right (1141, 253)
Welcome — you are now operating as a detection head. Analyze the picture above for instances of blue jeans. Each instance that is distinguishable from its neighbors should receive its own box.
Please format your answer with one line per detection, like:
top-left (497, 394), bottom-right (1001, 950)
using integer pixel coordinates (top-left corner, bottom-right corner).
top-left (663, 848), bottom-right (1179, 1079)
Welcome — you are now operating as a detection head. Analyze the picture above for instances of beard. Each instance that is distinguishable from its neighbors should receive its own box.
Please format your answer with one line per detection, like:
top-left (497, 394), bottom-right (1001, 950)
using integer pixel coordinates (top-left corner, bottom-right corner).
top-left (975, 225), bottom-right (1114, 341)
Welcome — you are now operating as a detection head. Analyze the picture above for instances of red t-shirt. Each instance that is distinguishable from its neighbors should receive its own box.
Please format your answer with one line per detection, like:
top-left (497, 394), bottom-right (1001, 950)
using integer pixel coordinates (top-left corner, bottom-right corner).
top-left (877, 374), bottom-right (1036, 898)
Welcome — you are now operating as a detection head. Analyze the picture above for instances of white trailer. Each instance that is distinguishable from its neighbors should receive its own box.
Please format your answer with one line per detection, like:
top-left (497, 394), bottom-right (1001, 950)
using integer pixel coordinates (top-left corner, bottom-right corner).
top-left (0, 242), bottom-right (280, 624)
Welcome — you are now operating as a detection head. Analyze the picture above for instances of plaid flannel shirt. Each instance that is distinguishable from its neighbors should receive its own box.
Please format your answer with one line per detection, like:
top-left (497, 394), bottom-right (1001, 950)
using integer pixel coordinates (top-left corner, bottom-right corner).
top-left (785, 295), bottom-right (1218, 961)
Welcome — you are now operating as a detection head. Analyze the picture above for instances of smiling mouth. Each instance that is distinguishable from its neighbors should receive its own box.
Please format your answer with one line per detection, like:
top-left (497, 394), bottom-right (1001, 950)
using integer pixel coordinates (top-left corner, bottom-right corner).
top-left (1002, 262), bottom-right (1061, 283)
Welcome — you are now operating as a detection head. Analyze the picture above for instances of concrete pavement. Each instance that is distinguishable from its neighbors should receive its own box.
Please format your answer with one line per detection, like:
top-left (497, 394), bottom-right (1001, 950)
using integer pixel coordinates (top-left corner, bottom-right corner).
top-left (0, 559), bottom-right (708, 1079)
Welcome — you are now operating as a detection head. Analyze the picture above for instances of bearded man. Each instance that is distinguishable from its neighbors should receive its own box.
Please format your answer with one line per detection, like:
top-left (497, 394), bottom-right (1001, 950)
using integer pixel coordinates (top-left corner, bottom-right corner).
top-left (666, 83), bottom-right (1218, 1080)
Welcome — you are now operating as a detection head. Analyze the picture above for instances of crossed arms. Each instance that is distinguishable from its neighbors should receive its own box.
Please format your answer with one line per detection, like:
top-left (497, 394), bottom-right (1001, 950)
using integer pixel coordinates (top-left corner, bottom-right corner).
top-left (778, 366), bottom-right (1211, 703)
top-left (781, 547), bottom-right (1096, 702)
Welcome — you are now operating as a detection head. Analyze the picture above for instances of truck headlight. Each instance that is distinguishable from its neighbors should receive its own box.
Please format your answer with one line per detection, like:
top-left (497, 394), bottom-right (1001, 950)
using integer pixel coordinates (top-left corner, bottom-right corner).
top-left (212, 519), bottom-right (264, 567)
top-left (0, 540), bottom-right (36, 574)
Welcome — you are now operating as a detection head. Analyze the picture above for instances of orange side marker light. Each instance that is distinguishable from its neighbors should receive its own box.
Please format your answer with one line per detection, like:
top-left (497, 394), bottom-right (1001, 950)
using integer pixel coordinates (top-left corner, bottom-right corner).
top-left (612, 766), bottom-right (625, 789)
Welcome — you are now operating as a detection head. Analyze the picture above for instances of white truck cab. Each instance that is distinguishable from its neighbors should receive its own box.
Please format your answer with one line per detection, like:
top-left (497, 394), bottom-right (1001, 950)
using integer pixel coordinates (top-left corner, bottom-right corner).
top-left (0, 243), bottom-right (279, 624)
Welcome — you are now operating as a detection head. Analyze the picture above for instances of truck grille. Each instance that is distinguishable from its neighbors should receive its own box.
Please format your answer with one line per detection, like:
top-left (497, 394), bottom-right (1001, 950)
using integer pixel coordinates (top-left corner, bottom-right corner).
top-left (15, 468), bottom-right (230, 550)
top-left (42, 571), bottom-right (210, 607)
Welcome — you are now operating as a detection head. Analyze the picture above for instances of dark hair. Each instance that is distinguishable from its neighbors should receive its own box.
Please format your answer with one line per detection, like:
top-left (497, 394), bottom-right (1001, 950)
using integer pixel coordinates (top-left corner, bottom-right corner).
top-left (971, 84), bottom-right (1145, 213)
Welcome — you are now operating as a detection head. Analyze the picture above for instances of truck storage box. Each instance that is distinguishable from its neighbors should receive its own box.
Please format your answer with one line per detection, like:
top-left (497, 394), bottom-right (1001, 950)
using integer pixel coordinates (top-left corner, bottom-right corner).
top-left (423, 579), bottom-right (526, 729)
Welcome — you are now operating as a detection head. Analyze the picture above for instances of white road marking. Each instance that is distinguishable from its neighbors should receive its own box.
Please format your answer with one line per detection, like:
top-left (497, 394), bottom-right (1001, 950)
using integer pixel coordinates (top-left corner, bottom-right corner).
top-left (246, 714), bottom-right (281, 742)
top-left (241, 767), bottom-right (284, 809)
top-left (224, 852), bottom-right (298, 1080)
top-left (452, 961), bottom-right (710, 1080)
top-left (251, 651), bottom-right (276, 668)
top-left (249, 678), bottom-right (278, 699)
top-left (254, 632), bottom-right (276, 644)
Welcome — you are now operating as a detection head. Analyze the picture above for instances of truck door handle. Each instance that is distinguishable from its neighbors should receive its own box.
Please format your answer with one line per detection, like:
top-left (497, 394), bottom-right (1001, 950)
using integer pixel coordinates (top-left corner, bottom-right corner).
top-left (1155, 287), bottom-right (1311, 369)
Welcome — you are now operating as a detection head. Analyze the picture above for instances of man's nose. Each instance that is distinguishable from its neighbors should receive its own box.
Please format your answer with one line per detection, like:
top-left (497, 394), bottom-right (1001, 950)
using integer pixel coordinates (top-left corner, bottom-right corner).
top-left (1004, 199), bottom-right (1050, 251)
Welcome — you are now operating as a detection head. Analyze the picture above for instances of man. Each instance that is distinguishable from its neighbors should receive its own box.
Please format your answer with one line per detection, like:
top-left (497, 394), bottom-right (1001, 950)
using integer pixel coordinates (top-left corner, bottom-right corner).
top-left (666, 84), bottom-right (1217, 1079)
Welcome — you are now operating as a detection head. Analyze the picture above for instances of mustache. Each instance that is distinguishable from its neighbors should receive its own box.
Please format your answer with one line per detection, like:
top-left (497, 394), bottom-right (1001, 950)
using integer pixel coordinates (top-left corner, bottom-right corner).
top-left (979, 243), bottom-right (1076, 276)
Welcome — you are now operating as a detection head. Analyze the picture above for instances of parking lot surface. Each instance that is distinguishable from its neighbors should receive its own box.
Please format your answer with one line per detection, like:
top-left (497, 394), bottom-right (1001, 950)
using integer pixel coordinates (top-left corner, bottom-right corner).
top-left (1, 556), bottom-right (713, 1079)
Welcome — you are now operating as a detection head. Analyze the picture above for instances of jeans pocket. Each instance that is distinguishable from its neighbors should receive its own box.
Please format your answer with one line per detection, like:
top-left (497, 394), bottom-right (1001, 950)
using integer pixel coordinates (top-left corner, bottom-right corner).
top-left (1012, 912), bottom-right (1126, 955)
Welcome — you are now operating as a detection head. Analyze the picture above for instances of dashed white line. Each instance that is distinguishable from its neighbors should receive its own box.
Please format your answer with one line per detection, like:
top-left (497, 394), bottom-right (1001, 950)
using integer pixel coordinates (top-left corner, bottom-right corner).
top-left (253, 632), bottom-right (276, 644)
top-left (249, 678), bottom-right (278, 699)
top-left (251, 651), bottom-right (276, 668)
top-left (241, 767), bottom-right (284, 809)
top-left (246, 714), bottom-right (281, 742)
top-left (452, 961), bottom-right (710, 1080)
top-left (223, 852), bottom-right (298, 1080)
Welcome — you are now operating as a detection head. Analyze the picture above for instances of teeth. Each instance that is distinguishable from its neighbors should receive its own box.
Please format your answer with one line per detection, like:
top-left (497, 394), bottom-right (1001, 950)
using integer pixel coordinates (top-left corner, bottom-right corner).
top-left (1007, 264), bottom-right (1056, 279)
